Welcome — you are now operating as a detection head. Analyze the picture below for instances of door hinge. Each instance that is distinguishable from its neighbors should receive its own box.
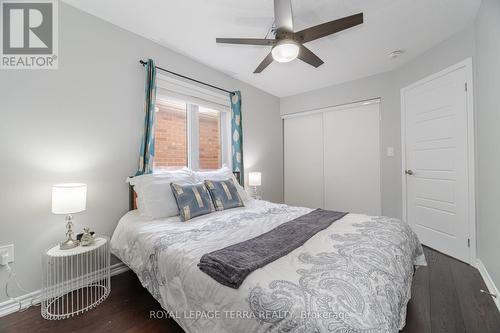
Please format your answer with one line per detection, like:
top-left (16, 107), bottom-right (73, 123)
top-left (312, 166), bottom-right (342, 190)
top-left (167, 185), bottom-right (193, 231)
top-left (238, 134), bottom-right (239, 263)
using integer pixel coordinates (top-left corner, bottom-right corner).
top-left (465, 82), bottom-right (468, 91)
top-left (468, 238), bottom-right (470, 247)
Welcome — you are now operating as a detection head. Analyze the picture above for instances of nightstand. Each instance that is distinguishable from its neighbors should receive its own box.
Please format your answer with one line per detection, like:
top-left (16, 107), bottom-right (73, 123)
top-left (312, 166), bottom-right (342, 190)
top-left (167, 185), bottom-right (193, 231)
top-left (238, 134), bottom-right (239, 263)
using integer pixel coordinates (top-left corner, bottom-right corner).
top-left (41, 237), bottom-right (110, 320)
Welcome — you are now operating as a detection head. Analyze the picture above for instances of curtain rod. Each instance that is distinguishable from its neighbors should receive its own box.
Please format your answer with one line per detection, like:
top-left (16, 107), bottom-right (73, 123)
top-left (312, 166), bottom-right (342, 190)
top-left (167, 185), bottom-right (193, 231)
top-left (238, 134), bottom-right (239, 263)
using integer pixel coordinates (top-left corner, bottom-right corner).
top-left (139, 60), bottom-right (234, 95)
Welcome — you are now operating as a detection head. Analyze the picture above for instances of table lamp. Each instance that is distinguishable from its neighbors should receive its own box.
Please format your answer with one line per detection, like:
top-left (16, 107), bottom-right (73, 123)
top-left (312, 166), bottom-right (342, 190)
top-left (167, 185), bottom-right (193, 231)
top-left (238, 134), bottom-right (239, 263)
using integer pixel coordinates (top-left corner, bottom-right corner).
top-left (52, 183), bottom-right (87, 250)
top-left (248, 172), bottom-right (261, 199)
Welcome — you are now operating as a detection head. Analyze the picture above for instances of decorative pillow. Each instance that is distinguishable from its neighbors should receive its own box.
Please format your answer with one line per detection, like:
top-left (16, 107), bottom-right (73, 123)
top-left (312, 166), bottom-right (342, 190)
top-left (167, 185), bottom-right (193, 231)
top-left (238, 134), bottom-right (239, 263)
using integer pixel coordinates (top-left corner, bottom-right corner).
top-left (204, 179), bottom-right (244, 211)
top-left (194, 166), bottom-right (251, 203)
top-left (127, 168), bottom-right (195, 220)
top-left (170, 183), bottom-right (215, 221)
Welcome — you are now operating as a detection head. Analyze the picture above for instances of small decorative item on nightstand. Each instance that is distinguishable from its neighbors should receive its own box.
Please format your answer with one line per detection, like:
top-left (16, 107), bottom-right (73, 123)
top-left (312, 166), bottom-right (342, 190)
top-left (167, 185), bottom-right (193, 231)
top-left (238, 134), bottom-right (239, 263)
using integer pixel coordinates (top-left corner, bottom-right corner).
top-left (51, 183), bottom-right (87, 250)
top-left (41, 236), bottom-right (110, 320)
top-left (248, 172), bottom-right (262, 200)
top-left (80, 227), bottom-right (95, 246)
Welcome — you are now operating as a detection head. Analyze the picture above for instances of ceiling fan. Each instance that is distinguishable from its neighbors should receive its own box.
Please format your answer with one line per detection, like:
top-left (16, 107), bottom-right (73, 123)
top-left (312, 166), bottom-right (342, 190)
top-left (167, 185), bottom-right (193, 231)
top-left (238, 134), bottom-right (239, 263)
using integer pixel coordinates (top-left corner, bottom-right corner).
top-left (216, 0), bottom-right (364, 73)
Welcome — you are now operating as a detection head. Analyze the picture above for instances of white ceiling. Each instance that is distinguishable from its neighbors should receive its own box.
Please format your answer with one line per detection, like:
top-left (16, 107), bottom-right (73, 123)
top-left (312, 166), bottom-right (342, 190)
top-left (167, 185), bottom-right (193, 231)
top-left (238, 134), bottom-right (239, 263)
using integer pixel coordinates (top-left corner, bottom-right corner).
top-left (63, 0), bottom-right (480, 97)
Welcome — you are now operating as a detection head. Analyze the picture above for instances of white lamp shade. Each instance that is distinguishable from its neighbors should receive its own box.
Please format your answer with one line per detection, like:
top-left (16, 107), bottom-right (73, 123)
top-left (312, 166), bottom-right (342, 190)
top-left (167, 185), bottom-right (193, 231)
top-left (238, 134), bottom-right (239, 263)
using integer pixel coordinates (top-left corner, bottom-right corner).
top-left (52, 183), bottom-right (87, 214)
top-left (248, 172), bottom-right (262, 186)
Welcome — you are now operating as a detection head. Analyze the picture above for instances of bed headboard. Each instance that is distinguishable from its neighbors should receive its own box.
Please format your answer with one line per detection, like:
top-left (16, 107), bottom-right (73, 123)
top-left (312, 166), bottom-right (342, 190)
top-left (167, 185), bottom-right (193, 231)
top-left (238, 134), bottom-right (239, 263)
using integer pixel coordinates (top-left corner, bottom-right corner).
top-left (128, 171), bottom-right (242, 211)
top-left (129, 185), bottom-right (138, 211)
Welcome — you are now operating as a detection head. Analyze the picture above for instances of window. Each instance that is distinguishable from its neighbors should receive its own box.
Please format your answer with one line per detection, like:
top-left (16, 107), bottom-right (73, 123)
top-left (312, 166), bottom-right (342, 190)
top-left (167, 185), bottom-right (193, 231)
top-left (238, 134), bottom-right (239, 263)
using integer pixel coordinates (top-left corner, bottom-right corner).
top-left (154, 96), bottom-right (229, 171)
top-left (198, 107), bottom-right (221, 170)
top-left (154, 99), bottom-right (188, 170)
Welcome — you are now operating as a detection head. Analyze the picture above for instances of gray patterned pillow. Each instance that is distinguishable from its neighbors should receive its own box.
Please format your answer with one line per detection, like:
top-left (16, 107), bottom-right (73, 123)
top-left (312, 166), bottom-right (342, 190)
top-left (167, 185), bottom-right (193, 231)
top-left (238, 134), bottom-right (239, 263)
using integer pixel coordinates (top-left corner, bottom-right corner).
top-left (204, 179), bottom-right (244, 211)
top-left (170, 183), bottom-right (215, 221)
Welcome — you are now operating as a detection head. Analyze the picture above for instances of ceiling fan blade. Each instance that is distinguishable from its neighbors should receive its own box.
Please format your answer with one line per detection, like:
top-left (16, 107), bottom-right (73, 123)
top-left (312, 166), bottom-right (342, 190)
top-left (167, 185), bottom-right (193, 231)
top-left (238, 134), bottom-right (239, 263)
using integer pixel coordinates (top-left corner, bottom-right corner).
top-left (296, 13), bottom-right (363, 43)
top-left (274, 0), bottom-right (294, 32)
top-left (297, 45), bottom-right (324, 68)
top-left (216, 38), bottom-right (275, 46)
top-left (254, 53), bottom-right (274, 73)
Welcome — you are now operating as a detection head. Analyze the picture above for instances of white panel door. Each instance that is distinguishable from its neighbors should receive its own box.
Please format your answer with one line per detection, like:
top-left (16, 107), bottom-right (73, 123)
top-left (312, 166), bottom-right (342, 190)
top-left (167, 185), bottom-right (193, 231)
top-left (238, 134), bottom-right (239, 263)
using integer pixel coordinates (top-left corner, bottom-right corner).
top-left (403, 64), bottom-right (472, 263)
top-left (323, 103), bottom-right (381, 215)
top-left (284, 113), bottom-right (324, 208)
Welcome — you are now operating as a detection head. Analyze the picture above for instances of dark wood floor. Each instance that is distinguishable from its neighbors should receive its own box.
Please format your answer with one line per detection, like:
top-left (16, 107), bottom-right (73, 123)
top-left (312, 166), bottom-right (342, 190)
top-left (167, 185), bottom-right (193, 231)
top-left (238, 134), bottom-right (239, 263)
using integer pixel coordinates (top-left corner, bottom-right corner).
top-left (402, 247), bottom-right (500, 333)
top-left (1, 247), bottom-right (499, 333)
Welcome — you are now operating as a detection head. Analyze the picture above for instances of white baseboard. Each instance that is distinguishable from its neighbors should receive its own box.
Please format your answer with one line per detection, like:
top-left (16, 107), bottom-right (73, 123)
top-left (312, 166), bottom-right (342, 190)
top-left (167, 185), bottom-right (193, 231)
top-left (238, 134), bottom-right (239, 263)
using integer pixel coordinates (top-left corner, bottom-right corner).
top-left (0, 262), bottom-right (129, 318)
top-left (0, 289), bottom-right (41, 318)
top-left (110, 261), bottom-right (130, 276)
top-left (476, 259), bottom-right (500, 313)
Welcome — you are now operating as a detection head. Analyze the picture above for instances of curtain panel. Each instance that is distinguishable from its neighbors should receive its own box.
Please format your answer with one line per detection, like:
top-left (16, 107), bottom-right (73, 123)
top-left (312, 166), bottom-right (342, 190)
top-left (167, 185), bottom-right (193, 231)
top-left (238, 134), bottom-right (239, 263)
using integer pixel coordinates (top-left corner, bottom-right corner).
top-left (136, 59), bottom-right (157, 175)
top-left (230, 91), bottom-right (244, 182)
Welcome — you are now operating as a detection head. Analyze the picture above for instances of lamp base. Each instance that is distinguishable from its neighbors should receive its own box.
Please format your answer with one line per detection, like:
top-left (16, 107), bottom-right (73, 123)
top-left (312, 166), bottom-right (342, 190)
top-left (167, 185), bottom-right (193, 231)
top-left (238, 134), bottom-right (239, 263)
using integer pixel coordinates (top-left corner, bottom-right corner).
top-left (252, 186), bottom-right (258, 199)
top-left (59, 214), bottom-right (80, 250)
top-left (60, 238), bottom-right (80, 250)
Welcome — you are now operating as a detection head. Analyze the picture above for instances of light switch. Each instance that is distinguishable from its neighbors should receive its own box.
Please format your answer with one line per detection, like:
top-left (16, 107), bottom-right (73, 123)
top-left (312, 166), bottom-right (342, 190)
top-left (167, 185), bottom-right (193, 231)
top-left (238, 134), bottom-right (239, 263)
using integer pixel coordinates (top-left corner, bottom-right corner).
top-left (387, 147), bottom-right (395, 157)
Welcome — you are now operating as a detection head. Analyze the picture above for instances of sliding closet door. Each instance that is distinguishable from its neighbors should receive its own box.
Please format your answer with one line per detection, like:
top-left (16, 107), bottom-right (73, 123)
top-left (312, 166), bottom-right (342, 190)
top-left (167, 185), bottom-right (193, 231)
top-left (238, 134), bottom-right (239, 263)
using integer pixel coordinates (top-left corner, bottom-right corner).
top-left (323, 103), bottom-right (381, 215)
top-left (284, 113), bottom-right (324, 208)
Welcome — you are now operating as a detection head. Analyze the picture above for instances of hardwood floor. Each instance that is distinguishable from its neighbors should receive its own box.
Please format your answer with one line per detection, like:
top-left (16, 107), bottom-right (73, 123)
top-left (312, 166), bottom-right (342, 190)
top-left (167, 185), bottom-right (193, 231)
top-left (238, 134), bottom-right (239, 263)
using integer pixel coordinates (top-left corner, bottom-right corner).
top-left (402, 247), bottom-right (500, 333)
top-left (1, 246), bottom-right (499, 333)
top-left (0, 271), bottom-right (184, 333)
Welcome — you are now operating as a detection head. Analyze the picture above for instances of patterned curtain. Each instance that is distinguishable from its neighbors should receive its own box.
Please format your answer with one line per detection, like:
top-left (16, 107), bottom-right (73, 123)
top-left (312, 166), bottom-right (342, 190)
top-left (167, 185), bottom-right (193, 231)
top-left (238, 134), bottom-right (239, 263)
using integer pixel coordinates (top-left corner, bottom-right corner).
top-left (136, 59), bottom-right (157, 175)
top-left (230, 91), bottom-right (244, 183)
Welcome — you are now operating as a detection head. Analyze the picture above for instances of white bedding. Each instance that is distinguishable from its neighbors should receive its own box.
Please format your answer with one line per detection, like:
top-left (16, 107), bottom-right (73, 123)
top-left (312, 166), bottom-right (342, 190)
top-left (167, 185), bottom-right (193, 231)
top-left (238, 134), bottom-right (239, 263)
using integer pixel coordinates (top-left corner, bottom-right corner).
top-left (110, 200), bottom-right (425, 333)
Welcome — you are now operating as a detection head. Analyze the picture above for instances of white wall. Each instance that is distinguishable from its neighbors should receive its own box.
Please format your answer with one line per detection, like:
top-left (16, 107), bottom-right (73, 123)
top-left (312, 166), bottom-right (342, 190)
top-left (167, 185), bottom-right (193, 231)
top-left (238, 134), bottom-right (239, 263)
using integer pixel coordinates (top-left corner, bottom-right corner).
top-left (281, 25), bottom-right (476, 219)
top-left (0, 3), bottom-right (281, 303)
top-left (475, 0), bottom-right (500, 295)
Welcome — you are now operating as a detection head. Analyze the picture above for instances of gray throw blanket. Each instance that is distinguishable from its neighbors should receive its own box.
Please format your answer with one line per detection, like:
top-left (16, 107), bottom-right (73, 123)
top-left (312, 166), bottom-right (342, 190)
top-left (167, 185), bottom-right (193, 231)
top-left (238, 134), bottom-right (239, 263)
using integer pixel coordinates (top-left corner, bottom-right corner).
top-left (198, 209), bottom-right (348, 289)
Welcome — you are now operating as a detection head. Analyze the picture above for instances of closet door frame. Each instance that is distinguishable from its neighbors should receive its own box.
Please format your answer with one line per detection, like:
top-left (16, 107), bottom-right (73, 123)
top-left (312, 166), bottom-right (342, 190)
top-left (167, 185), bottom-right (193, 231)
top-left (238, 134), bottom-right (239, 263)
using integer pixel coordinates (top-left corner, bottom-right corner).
top-left (282, 98), bottom-right (382, 212)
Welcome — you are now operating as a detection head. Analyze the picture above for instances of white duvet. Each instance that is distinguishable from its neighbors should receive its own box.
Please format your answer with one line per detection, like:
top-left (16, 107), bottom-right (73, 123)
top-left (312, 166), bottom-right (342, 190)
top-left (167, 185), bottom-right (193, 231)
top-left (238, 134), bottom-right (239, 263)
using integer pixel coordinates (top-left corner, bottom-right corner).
top-left (110, 200), bottom-right (425, 333)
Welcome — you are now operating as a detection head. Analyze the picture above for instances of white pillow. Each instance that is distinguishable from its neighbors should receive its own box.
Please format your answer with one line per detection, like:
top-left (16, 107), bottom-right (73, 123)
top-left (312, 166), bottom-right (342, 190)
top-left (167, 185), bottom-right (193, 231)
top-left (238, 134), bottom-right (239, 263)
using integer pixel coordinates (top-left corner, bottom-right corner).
top-left (194, 166), bottom-right (251, 203)
top-left (127, 168), bottom-right (195, 219)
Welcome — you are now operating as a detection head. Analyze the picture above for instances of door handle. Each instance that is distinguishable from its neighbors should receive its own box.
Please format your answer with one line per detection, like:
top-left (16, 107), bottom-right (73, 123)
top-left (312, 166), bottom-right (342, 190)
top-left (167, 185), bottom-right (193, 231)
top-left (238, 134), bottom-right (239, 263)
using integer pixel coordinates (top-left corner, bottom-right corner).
top-left (405, 169), bottom-right (414, 175)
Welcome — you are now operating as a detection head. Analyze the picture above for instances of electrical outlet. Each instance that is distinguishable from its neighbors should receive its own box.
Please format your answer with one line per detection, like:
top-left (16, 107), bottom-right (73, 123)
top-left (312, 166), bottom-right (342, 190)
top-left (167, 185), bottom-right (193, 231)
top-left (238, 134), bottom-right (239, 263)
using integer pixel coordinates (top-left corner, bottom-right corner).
top-left (0, 244), bottom-right (14, 265)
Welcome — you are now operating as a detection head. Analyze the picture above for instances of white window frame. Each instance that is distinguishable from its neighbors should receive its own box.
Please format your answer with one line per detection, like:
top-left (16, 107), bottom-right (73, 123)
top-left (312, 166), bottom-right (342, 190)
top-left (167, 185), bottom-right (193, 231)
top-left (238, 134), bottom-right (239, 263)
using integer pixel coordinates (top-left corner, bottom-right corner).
top-left (186, 104), bottom-right (199, 170)
top-left (155, 73), bottom-right (232, 171)
top-left (220, 111), bottom-right (231, 168)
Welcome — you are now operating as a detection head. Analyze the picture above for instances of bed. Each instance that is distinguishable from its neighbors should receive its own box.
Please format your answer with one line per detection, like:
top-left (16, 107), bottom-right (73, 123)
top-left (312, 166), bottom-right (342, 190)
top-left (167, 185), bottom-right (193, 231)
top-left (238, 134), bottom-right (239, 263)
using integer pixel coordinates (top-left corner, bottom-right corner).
top-left (110, 195), bottom-right (425, 333)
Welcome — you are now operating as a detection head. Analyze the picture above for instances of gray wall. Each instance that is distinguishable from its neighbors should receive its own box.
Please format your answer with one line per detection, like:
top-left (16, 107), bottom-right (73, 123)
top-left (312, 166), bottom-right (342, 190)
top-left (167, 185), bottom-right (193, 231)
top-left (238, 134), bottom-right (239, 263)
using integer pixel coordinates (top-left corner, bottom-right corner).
top-left (282, 9), bottom-right (500, 292)
top-left (0, 3), bottom-right (281, 302)
top-left (280, 25), bottom-right (476, 219)
top-left (1, 0), bottom-right (499, 306)
top-left (475, 0), bottom-right (500, 294)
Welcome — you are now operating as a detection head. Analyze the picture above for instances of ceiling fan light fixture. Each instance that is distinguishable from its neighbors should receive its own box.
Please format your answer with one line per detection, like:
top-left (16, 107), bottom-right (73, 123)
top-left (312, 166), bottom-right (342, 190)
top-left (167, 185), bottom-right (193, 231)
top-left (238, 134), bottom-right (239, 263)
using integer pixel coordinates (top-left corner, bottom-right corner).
top-left (271, 40), bottom-right (299, 63)
top-left (215, 1), bottom-right (364, 73)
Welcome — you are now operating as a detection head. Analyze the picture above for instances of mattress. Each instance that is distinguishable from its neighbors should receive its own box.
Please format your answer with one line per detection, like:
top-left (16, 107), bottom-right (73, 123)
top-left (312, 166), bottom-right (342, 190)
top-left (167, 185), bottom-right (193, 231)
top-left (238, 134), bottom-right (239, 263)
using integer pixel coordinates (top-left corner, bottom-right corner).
top-left (110, 199), bottom-right (426, 333)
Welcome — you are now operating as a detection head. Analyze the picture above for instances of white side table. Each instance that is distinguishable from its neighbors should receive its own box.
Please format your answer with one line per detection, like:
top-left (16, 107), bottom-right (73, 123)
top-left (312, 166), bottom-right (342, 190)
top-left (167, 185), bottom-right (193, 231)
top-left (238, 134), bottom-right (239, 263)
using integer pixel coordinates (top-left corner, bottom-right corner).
top-left (41, 237), bottom-right (110, 320)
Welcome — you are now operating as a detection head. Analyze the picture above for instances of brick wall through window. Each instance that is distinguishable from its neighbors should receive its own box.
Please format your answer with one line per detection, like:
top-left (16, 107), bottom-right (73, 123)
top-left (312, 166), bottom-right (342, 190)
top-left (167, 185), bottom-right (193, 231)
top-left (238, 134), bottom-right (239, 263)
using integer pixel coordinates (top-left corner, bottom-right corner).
top-left (154, 99), bottom-right (222, 170)
top-left (199, 108), bottom-right (221, 170)
top-left (154, 99), bottom-right (187, 170)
